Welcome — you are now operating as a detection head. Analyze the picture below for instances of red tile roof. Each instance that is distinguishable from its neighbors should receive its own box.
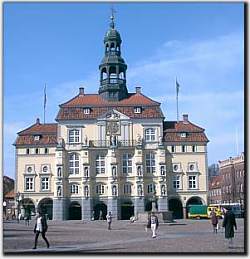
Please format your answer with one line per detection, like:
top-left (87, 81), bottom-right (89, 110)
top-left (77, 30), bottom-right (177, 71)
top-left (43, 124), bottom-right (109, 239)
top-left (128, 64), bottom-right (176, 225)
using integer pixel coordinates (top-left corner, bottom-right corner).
top-left (60, 92), bottom-right (160, 107)
top-left (163, 121), bottom-right (209, 143)
top-left (14, 120), bottom-right (57, 146)
top-left (56, 92), bottom-right (164, 120)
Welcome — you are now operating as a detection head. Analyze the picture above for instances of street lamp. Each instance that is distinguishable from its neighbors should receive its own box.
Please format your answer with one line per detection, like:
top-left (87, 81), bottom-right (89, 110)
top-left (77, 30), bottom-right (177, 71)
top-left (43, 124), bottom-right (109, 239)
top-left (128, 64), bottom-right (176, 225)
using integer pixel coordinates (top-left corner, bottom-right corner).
top-left (3, 201), bottom-right (7, 219)
top-left (16, 192), bottom-right (23, 219)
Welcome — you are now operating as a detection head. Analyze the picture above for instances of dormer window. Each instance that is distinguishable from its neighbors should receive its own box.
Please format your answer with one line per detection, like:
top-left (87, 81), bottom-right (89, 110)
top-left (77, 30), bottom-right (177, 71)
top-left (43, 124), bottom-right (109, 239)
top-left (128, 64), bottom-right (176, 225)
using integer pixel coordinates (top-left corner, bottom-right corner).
top-left (34, 135), bottom-right (40, 141)
top-left (180, 132), bottom-right (187, 138)
top-left (134, 107), bottom-right (142, 114)
top-left (83, 108), bottom-right (90, 114)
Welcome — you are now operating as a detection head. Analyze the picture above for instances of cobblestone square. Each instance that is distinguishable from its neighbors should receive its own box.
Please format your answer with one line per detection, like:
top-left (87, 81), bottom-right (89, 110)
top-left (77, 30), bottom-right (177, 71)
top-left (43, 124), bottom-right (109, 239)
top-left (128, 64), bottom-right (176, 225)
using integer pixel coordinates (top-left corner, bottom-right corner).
top-left (3, 218), bottom-right (245, 254)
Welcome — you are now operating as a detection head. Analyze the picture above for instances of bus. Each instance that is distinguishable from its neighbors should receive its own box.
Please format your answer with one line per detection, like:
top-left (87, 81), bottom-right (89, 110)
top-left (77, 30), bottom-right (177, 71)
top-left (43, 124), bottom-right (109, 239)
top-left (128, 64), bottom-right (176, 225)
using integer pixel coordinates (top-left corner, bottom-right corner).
top-left (209, 203), bottom-right (243, 218)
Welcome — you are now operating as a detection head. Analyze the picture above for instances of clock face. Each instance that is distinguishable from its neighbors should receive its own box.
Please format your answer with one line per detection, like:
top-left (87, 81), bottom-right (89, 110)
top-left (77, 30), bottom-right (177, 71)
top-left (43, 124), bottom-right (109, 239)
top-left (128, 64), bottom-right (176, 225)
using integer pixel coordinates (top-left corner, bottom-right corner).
top-left (106, 121), bottom-right (120, 135)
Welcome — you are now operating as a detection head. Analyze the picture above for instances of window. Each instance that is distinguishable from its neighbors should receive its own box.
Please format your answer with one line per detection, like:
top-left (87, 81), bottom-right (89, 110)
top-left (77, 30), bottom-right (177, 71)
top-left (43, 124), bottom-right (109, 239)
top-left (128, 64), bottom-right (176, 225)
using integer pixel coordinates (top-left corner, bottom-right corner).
top-left (122, 153), bottom-right (132, 174)
top-left (35, 148), bottom-right (39, 154)
top-left (171, 146), bottom-right (175, 153)
top-left (83, 108), bottom-right (90, 114)
top-left (57, 167), bottom-right (62, 177)
top-left (34, 135), bottom-right (40, 141)
top-left (69, 129), bottom-right (80, 143)
top-left (69, 153), bottom-right (80, 174)
top-left (189, 164), bottom-right (194, 171)
top-left (180, 132), bottom-right (187, 138)
top-left (26, 149), bottom-right (30, 155)
top-left (70, 184), bottom-right (79, 194)
top-left (42, 166), bottom-right (48, 173)
top-left (188, 175), bottom-right (197, 189)
top-left (44, 148), bottom-right (48, 154)
top-left (96, 184), bottom-right (105, 194)
top-left (27, 166), bottom-right (33, 173)
top-left (160, 165), bottom-right (166, 175)
top-left (84, 186), bottom-right (89, 196)
top-left (147, 183), bottom-right (155, 193)
top-left (145, 128), bottom-right (156, 142)
top-left (25, 177), bottom-right (34, 191)
top-left (134, 107), bottom-right (142, 114)
top-left (146, 152), bottom-right (156, 173)
top-left (96, 155), bottom-right (105, 174)
top-left (173, 176), bottom-right (181, 189)
top-left (182, 145), bottom-right (186, 152)
top-left (192, 145), bottom-right (196, 152)
top-left (41, 177), bottom-right (49, 191)
top-left (124, 184), bottom-right (132, 194)
top-left (173, 164), bottom-right (178, 172)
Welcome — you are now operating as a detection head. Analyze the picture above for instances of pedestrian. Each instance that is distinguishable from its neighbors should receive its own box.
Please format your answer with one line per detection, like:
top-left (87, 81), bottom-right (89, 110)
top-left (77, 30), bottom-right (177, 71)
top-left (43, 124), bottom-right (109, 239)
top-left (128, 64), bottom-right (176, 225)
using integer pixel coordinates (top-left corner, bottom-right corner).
top-left (91, 210), bottom-right (95, 221)
top-left (150, 212), bottom-right (159, 238)
top-left (25, 212), bottom-right (30, 226)
top-left (106, 211), bottom-right (112, 230)
top-left (210, 209), bottom-right (218, 234)
top-left (18, 212), bottom-right (22, 223)
top-left (222, 207), bottom-right (237, 248)
top-left (33, 211), bottom-right (50, 249)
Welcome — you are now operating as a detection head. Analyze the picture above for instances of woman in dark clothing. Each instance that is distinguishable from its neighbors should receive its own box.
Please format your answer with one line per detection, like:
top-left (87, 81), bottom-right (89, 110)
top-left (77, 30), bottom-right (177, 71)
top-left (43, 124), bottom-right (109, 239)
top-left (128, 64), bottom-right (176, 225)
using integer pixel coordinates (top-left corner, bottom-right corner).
top-left (210, 209), bottom-right (218, 233)
top-left (33, 211), bottom-right (50, 249)
top-left (222, 208), bottom-right (237, 248)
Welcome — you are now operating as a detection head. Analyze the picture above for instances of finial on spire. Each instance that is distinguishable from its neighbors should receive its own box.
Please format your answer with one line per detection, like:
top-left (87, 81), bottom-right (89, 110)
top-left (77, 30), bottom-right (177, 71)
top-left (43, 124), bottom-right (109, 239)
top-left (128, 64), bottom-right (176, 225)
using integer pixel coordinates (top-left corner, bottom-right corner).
top-left (110, 6), bottom-right (116, 29)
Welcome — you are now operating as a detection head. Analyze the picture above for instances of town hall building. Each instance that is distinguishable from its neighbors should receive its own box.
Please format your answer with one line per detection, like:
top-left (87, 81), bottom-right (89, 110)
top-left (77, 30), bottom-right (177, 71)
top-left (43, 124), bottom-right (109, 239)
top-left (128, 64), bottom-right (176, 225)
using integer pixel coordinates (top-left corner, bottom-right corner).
top-left (14, 14), bottom-right (209, 220)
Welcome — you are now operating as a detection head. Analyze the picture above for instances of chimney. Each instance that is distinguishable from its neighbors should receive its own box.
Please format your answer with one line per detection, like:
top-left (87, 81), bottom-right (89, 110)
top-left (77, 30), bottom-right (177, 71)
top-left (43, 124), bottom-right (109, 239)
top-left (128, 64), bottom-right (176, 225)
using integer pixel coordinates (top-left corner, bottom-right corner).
top-left (183, 114), bottom-right (189, 122)
top-left (79, 87), bottom-right (85, 95)
top-left (36, 118), bottom-right (40, 124)
top-left (135, 86), bottom-right (141, 94)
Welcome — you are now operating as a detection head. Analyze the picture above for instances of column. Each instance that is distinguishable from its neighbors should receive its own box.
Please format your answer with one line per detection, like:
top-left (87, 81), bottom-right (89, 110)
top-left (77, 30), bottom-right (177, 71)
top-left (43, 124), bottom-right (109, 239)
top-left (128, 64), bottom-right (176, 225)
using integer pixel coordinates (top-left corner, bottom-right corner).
top-left (82, 198), bottom-right (92, 220)
top-left (134, 197), bottom-right (145, 217)
top-left (53, 198), bottom-right (68, 220)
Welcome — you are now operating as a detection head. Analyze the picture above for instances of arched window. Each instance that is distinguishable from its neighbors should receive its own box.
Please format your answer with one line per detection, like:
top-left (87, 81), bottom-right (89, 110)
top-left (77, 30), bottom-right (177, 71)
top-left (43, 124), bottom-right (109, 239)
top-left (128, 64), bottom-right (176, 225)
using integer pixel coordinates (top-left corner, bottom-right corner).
top-left (69, 129), bottom-right (80, 143)
top-left (102, 68), bottom-right (107, 80)
top-left (69, 153), bottom-right (80, 174)
top-left (110, 42), bottom-right (115, 51)
top-left (119, 71), bottom-right (124, 79)
top-left (84, 186), bottom-right (89, 196)
top-left (105, 43), bottom-right (109, 52)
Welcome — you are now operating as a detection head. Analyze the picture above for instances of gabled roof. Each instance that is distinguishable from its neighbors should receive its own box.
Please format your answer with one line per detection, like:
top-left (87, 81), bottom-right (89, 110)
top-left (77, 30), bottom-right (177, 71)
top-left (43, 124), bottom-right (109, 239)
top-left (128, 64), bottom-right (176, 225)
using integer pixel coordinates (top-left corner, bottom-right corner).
top-left (163, 120), bottom-right (209, 143)
top-left (18, 122), bottom-right (57, 135)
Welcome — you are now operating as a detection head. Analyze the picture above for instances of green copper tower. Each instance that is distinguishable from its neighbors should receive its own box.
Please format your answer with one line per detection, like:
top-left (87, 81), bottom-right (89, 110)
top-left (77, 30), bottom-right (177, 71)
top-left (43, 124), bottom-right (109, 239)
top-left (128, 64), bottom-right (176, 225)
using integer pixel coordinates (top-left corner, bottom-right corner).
top-left (98, 11), bottom-right (128, 101)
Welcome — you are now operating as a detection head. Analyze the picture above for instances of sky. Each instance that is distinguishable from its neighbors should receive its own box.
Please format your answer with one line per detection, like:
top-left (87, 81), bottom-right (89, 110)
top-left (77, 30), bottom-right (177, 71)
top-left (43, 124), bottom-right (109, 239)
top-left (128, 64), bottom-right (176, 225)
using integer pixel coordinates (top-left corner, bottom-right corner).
top-left (3, 2), bottom-right (244, 179)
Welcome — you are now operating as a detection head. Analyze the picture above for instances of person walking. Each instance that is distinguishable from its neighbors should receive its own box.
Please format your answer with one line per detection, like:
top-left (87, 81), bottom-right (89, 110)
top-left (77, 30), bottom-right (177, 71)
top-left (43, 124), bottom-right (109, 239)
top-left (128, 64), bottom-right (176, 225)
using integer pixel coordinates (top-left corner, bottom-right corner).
top-left (222, 207), bottom-right (237, 248)
top-left (106, 211), bottom-right (112, 230)
top-left (33, 211), bottom-right (50, 249)
top-left (210, 209), bottom-right (218, 233)
top-left (150, 212), bottom-right (159, 238)
top-left (25, 212), bottom-right (30, 226)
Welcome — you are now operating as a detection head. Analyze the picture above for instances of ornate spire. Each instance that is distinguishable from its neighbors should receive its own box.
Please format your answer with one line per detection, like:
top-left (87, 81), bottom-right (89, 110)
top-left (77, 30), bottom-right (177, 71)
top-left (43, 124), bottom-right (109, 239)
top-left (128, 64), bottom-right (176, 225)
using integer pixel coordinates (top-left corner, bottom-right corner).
top-left (110, 7), bottom-right (116, 29)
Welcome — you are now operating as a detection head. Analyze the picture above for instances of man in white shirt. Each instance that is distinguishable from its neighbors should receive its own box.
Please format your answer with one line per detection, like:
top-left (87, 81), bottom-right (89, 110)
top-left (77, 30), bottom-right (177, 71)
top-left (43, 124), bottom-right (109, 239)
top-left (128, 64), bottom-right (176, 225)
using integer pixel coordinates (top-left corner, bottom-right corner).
top-left (33, 211), bottom-right (50, 249)
top-left (106, 211), bottom-right (112, 230)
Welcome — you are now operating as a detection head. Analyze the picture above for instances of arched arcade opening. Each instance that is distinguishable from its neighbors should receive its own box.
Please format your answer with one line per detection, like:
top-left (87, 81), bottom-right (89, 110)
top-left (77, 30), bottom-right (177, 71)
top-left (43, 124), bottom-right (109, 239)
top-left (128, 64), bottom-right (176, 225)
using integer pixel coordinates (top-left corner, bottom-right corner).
top-left (38, 198), bottom-right (53, 220)
top-left (68, 201), bottom-right (82, 220)
top-left (168, 198), bottom-right (183, 219)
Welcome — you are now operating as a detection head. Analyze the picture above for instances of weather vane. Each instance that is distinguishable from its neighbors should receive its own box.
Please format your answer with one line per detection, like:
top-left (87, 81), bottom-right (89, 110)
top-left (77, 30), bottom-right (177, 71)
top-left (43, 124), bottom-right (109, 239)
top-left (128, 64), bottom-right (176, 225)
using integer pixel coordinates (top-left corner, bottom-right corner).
top-left (110, 5), bottom-right (116, 28)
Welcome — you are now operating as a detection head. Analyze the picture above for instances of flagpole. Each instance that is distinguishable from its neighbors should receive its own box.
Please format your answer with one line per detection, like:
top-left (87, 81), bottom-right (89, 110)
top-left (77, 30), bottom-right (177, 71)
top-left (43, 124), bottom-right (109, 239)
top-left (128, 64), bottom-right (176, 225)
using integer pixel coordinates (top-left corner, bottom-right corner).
top-left (44, 83), bottom-right (47, 124)
top-left (176, 77), bottom-right (179, 122)
top-left (236, 127), bottom-right (239, 156)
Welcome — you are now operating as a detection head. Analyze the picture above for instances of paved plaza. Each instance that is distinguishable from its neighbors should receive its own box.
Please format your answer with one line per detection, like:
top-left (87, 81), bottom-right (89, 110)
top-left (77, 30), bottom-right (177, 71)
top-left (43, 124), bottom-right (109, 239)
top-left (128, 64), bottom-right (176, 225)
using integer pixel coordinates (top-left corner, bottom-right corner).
top-left (3, 218), bottom-right (245, 254)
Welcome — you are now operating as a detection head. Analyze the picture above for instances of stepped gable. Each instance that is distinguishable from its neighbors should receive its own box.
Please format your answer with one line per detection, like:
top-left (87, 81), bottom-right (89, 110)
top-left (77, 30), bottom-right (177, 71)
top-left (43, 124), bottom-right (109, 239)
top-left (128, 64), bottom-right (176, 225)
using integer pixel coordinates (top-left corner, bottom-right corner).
top-left (56, 91), bottom-right (164, 121)
top-left (14, 118), bottom-right (58, 146)
top-left (163, 115), bottom-right (209, 143)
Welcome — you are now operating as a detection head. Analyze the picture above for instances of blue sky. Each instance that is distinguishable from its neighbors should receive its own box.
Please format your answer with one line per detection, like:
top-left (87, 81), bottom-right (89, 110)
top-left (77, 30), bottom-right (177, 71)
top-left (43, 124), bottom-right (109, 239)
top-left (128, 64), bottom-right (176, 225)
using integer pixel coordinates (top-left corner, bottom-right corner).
top-left (4, 2), bottom-right (244, 179)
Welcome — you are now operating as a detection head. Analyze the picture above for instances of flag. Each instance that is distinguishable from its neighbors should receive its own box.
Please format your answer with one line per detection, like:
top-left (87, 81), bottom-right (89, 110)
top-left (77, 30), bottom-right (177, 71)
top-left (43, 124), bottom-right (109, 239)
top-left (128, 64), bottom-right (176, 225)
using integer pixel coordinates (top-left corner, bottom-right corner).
top-left (44, 84), bottom-right (47, 109)
top-left (176, 78), bottom-right (180, 96)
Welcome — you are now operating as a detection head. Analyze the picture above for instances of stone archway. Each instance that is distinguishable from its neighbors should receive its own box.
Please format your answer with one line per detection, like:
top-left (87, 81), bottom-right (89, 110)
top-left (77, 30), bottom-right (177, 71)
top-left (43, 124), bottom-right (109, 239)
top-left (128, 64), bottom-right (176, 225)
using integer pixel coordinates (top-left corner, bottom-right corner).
top-left (186, 196), bottom-right (204, 218)
top-left (93, 202), bottom-right (107, 220)
top-left (168, 198), bottom-right (183, 219)
top-left (38, 198), bottom-right (53, 220)
top-left (21, 198), bottom-right (35, 217)
top-left (121, 200), bottom-right (134, 220)
top-left (68, 201), bottom-right (82, 220)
